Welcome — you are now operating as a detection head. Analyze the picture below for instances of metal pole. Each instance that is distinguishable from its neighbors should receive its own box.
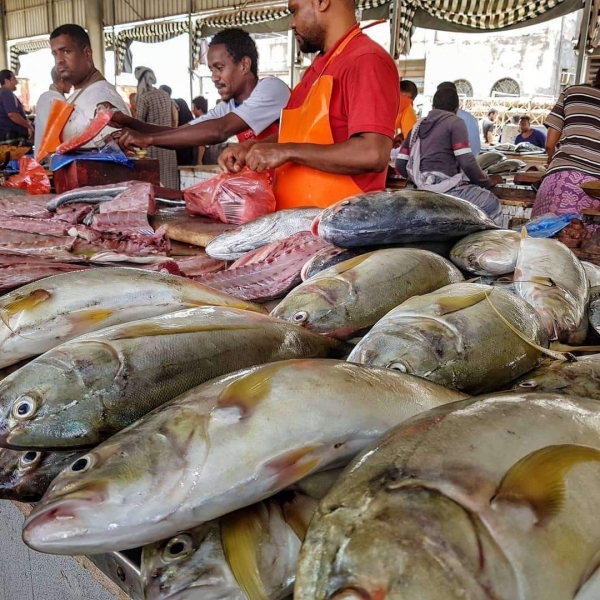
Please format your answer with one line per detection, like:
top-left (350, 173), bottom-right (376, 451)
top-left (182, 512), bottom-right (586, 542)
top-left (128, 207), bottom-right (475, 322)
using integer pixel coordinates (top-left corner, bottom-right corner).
top-left (575, 0), bottom-right (594, 83)
top-left (389, 0), bottom-right (400, 59)
top-left (188, 0), bottom-right (193, 104)
top-left (86, 0), bottom-right (105, 75)
top-left (0, 1), bottom-right (8, 70)
top-left (288, 29), bottom-right (296, 88)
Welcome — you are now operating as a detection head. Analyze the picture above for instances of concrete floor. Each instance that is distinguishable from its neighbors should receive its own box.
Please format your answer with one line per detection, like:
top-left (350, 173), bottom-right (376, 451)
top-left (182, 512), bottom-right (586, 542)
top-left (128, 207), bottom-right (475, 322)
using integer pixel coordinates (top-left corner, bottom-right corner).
top-left (0, 502), bottom-right (120, 600)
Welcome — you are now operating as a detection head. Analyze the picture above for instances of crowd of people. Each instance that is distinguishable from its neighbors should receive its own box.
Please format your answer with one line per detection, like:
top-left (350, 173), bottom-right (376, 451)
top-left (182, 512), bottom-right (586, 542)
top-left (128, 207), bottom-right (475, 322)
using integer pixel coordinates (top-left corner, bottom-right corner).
top-left (0, 0), bottom-right (597, 223)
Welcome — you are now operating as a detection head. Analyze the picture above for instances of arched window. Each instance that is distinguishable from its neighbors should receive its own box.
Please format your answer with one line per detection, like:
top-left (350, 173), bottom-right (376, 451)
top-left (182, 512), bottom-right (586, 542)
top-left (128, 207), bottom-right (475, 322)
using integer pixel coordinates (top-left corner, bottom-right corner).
top-left (454, 79), bottom-right (473, 97)
top-left (491, 78), bottom-right (521, 97)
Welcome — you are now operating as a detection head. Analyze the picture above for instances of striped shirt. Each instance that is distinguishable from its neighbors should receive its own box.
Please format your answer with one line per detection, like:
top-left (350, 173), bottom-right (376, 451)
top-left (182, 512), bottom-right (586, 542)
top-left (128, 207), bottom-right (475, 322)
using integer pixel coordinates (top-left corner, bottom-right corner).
top-left (546, 85), bottom-right (600, 177)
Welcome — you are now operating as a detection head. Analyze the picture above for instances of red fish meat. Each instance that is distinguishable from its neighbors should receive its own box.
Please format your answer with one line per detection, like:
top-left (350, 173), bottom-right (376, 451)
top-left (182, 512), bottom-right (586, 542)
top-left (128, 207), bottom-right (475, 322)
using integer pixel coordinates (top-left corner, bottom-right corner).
top-left (56, 109), bottom-right (113, 154)
top-left (0, 258), bottom-right (89, 294)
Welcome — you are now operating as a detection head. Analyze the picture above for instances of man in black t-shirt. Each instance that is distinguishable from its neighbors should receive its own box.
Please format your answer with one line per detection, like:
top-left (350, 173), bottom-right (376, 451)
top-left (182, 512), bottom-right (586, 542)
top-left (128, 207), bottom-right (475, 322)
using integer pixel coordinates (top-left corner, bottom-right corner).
top-left (482, 108), bottom-right (497, 145)
top-left (0, 70), bottom-right (32, 143)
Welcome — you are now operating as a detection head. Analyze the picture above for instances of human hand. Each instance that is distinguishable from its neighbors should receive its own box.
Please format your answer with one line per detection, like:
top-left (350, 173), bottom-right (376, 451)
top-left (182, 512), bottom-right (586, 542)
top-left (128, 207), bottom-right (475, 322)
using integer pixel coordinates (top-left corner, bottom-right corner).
top-left (108, 111), bottom-right (131, 129)
top-left (117, 128), bottom-right (151, 151)
top-left (245, 143), bottom-right (290, 172)
top-left (218, 143), bottom-right (253, 173)
top-left (487, 174), bottom-right (504, 187)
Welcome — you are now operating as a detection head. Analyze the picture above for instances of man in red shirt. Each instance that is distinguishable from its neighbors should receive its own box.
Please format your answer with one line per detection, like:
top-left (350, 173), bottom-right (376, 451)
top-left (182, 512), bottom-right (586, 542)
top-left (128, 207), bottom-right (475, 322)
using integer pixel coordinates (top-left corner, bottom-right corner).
top-left (219, 0), bottom-right (400, 209)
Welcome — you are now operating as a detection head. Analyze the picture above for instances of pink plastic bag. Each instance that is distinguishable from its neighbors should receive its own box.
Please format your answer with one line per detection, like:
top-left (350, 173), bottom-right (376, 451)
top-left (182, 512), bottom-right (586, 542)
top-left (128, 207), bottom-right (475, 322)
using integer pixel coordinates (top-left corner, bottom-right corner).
top-left (184, 169), bottom-right (276, 224)
top-left (5, 157), bottom-right (51, 195)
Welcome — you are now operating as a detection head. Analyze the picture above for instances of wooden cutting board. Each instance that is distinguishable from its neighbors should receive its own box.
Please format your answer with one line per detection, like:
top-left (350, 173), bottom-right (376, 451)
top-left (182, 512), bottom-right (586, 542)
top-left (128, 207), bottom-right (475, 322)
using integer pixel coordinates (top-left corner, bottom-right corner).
top-left (151, 207), bottom-right (236, 248)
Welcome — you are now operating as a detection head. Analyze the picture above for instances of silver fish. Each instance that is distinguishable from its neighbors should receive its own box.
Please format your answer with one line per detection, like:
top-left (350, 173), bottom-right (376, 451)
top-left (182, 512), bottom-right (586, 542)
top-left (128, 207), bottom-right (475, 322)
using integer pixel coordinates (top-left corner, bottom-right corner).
top-left (486, 158), bottom-right (526, 174)
top-left (205, 209), bottom-right (322, 261)
top-left (22, 360), bottom-right (465, 554)
top-left (476, 150), bottom-right (505, 170)
top-left (450, 229), bottom-right (520, 276)
top-left (583, 261), bottom-right (600, 288)
top-left (46, 184), bottom-right (130, 212)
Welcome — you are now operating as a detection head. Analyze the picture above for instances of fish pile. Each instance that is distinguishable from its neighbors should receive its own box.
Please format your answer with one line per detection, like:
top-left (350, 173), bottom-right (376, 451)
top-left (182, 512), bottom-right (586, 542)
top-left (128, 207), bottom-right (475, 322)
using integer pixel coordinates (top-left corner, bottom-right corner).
top-left (2, 187), bottom-right (600, 600)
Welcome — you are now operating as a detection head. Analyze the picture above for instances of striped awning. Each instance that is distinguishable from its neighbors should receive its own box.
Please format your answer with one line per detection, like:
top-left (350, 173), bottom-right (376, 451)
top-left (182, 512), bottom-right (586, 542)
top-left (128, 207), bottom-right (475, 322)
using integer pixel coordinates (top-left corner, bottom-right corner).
top-left (392, 0), bottom-right (584, 57)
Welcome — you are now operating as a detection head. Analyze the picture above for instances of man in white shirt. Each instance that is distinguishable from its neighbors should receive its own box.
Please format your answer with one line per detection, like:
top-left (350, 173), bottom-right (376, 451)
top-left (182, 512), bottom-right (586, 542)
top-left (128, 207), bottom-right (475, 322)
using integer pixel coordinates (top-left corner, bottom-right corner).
top-left (34, 68), bottom-right (72, 153)
top-left (113, 29), bottom-right (290, 151)
top-left (49, 24), bottom-right (130, 147)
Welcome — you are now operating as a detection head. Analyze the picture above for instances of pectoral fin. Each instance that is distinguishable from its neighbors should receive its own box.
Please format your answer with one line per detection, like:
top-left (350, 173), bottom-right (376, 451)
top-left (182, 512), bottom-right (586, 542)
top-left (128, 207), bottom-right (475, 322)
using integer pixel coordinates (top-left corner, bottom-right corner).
top-left (221, 503), bottom-right (269, 600)
top-left (491, 444), bottom-right (600, 522)
top-left (434, 289), bottom-right (489, 315)
top-left (67, 307), bottom-right (113, 333)
top-left (281, 492), bottom-right (319, 541)
top-left (0, 289), bottom-right (52, 325)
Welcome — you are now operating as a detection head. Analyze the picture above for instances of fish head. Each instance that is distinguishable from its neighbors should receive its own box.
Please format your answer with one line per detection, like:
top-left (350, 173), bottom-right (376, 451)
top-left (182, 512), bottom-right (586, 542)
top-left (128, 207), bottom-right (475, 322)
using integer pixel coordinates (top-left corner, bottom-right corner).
top-left (348, 315), bottom-right (459, 378)
top-left (299, 485), bottom-right (516, 600)
top-left (0, 340), bottom-right (122, 450)
top-left (23, 405), bottom-right (206, 554)
top-left (142, 522), bottom-right (243, 600)
top-left (271, 279), bottom-right (357, 339)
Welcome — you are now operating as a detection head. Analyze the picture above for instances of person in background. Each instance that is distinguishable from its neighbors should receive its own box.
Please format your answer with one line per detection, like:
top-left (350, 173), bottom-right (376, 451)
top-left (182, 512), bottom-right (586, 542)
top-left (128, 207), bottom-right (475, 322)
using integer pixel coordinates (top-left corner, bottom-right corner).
top-left (396, 87), bottom-right (502, 223)
top-left (50, 24), bottom-right (129, 146)
top-left (0, 69), bottom-right (33, 142)
top-left (482, 108), bottom-right (497, 144)
top-left (394, 80), bottom-right (418, 143)
top-left (128, 92), bottom-right (137, 118)
top-left (437, 81), bottom-right (480, 156)
top-left (532, 67), bottom-right (600, 219)
top-left (174, 98), bottom-right (196, 166)
top-left (135, 67), bottom-right (179, 189)
top-left (159, 84), bottom-right (179, 128)
top-left (112, 29), bottom-right (290, 154)
top-left (192, 96), bottom-right (208, 119)
top-left (34, 67), bottom-right (72, 152)
top-left (515, 115), bottom-right (546, 148)
top-left (499, 114), bottom-right (520, 144)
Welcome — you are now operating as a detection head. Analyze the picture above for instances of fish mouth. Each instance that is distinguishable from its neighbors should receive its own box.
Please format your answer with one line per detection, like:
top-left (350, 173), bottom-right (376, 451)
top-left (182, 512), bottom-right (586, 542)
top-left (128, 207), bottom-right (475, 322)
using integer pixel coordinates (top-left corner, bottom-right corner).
top-left (311, 214), bottom-right (321, 236)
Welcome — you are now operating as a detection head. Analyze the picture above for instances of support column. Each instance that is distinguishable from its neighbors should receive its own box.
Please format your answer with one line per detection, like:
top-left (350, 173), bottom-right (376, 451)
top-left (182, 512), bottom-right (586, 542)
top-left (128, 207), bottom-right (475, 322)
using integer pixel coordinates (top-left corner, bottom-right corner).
top-left (0, 2), bottom-right (8, 71)
top-left (575, 0), bottom-right (594, 84)
top-left (86, 0), bottom-right (105, 75)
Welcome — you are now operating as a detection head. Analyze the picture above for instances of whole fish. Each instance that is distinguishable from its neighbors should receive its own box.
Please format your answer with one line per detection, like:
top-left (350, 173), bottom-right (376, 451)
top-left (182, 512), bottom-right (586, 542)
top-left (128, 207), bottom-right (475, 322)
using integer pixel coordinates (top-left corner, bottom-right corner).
top-left (199, 232), bottom-right (330, 301)
top-left (476, 150), bottom-right (505, 170)
top-left (300, 247), bottom-right (360, 281)
top-left (514, 235), bottom-right (589, 344)
top-left (315, 190), bottom-right (497, 248)
top-left (46, 183), bottom-right (132, 212)
top-left (0, 267), bottom-right (264, 369)
top-left (0, 307), bottom-right (347, 450)
top-left (511, 355), bottom-right (600, 399)
top-left (583, 261), bottom-right (600, 287)
top-left (296, 393), bottom-right (600, 600)
top-left (349, 283), bottom-right (548, 394)
top-left (205, 209), bottom-right (321, 261)
top-left (22, 359), bottom-right (465, 554)
top-left (142, 471), bottom-right (341, 600)
top-left (0, 448), bottom-right (84, 501)
top-left (272, 249), bottom-right (463, 339)
top-left (449, 229), bottom-right (520, 276)
top-left (590, 286), bottom-right (600, 337)
top-left (486, 158), bottom-right (526, 174)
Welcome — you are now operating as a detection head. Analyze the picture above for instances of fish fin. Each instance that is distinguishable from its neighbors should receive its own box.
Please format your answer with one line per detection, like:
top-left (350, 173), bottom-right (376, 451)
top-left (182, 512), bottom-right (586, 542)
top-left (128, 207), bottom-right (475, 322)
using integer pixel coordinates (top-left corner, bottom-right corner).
top-left (67, 308), bottom-right (113, 332)
top-left (281, 493), bottom-right (319, 541)
top-left (327, 253), bottom-right (374, 275)
top-left (521, 226), bottom-right (529, 239)
top-left (484, 294), bottom-right (571, 362)
top-left (491, 444), bottom-right (600, 522)
top-left (262, 445), bottom-right (323, 488)
top-left (221, 503), bottom-right (269, 600)
top-left (0, 289), bottom-right (52, 324)
top-left (550, 342), bottom-right (600, 354)
top-left (434, 289), bottom-right (489, 315)
top-left (215, 362), bottom-right (287, 419)
top-left (530, 276), bottom-right (556, 287)
top-left (111, 322), bottom-right (256, 340)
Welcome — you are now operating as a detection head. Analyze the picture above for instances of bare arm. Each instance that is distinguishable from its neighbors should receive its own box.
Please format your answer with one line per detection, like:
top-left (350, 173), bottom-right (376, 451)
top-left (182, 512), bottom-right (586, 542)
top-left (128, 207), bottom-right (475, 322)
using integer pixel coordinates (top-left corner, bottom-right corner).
top-left (546, 128), bottom-right (561, 163)
top-left (110, 111), bottom-right (173, 134)
top-left (8, 112), bottom-right (32, 131)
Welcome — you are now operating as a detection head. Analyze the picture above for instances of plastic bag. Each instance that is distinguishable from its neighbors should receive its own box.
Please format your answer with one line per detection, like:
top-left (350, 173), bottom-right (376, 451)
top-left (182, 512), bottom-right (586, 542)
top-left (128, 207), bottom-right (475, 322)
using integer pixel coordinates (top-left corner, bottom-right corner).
top-left (50, 146), bottom-right (134, 172)
top-left (184, 169), bottom-right (276, 224)
top-left (5, 157), bottom-right (51, 194)
top-left (522, 213), bottom-right (583, 238)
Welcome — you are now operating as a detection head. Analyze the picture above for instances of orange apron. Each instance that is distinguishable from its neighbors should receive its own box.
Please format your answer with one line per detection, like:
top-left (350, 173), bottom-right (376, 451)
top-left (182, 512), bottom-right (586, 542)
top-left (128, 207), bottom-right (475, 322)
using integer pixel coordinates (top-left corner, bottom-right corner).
top-left (273, 27), bottom-right (366, 210)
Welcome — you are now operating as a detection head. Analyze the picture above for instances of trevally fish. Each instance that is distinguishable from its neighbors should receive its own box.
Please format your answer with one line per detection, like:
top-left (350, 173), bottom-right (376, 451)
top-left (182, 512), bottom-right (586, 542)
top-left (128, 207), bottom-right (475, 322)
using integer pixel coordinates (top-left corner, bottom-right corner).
top-left (450, 229), bottom-right (520, 276)
top-left (296, 393), bottom-right (600, 600)
top-left (0, 267), bottom-right (264, 368)
top-left (0, 448), bottom-right (83, 501)
top-left (22, 360), bottom-right (465, 554)
top-left (514, 235), bottom-right (589, 344)
top-left (349, 283), bottom-right (548, 394)
top-left (0, 307), bottom-right (347, 450)
top-left (272, 249), bottom-right (463, 339)
top-left (314, 190), bottom-right (497, 248)
top-left (205, 209), bottom-right (321, 261)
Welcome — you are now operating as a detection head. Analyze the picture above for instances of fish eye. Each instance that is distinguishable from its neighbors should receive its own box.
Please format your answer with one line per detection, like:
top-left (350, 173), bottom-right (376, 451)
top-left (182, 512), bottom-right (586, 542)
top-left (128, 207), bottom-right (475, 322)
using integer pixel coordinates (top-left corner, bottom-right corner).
top-left (70, 456), bottom-right (92, 473)
top-left (293, 310), bottom-right (309, 323)
top-left (19, 451), bottom-right (42, 468)
top-left (162, 534), bottom-right (194, 562)
top-left (389, 362), bottom-right (408, 373)
top-left (518, 380), bottom-right (538, 389)
top-left (11, 396), bottom-right (38, 421)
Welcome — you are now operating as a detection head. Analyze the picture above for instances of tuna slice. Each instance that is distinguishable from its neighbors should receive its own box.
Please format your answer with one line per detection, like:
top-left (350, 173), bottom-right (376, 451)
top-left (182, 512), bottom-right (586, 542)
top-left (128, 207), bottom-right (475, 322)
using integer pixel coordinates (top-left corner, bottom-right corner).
top-left (56, 109), bottom-right (113, 154)
top-left (199, 231), bottom-right (330, 301)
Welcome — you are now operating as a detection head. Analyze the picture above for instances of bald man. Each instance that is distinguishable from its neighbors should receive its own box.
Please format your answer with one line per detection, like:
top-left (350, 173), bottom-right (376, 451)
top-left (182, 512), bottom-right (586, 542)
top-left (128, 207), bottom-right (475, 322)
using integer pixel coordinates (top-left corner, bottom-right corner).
top-left (219, 0), bottom-right (400, 210)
